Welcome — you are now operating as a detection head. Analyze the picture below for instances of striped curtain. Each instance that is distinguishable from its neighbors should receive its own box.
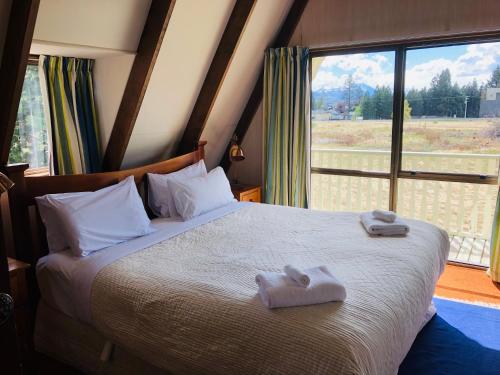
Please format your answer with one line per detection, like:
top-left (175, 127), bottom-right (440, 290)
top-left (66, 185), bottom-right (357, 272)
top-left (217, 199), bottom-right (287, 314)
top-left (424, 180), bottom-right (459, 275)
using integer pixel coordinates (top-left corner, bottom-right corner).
top-left (40, 55), bottom-right (101, 175)
top-left (263, 47), bottom-right (310, 208)
top-left (489, 186), bottom-right (500, 283)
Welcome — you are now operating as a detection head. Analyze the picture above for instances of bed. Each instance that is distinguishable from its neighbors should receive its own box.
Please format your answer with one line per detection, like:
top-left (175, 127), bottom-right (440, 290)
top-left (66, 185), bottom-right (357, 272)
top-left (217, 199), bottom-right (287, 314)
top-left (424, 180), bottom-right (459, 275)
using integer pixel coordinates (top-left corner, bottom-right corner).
top-left (5, 142), bottom-right (450, 375)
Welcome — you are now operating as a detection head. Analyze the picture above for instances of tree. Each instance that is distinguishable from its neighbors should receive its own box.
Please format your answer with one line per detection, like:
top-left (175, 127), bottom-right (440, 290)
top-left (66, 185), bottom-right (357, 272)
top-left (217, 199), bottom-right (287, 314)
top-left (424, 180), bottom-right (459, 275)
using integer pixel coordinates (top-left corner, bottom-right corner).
top-left (406, 89), bottom-right (423, 117)
top-left (313, 96), bottom-right (325, 111)
top-left (335, 101), bottom-right (347, 117)
top-left (360, 95), bottom-right (375, 120)
top-left (429, 69), bottom-right (454, 116)
top-left (404, 99), bottom-right (412, 120)
top-left (8, 65), bottom-right (48, 168)
top-left (353, 103), bottom-right (362, 119)
top-left (342, 74), bottom-right (362, 118)
top-left (461, 80), bottom-right (481, 118)
top-left (359, 67), bottom-right (490, 120)
top-left (487, 65), bottom-right (500, 88)
top-left (373, 85), bottom-right (393, 119)
top-left (359, 86), bottom-right (393, 120)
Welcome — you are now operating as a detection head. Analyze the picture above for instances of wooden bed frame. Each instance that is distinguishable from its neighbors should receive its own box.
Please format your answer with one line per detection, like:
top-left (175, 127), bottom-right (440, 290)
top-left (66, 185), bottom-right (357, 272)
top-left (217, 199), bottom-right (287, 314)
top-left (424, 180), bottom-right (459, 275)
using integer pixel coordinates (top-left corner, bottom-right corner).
top-left (2, 141), bottom-right (206, 267)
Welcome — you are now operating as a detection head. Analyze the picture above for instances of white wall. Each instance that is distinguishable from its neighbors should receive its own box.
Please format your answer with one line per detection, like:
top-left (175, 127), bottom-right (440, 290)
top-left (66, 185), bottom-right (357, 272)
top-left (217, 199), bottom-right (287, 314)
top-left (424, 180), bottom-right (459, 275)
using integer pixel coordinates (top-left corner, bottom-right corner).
top-left (0, 0), bottom-right (12, 65)
top-left (123, 0), bottom-right (295, 169)
top-left (31, 0), bottom-right (149, 158)
top-left (232, 0), bottom-right (500, 186)
top-left (122, 0), bottom-right (236, 168)
top-left (93, 54), bottom-right (136, 152)
top-left (33, 0), bottom-right (150, 52)
top-left (26, 0), bottom-right (296, 173)
top-left (200, 0), bottom-right (293, 169)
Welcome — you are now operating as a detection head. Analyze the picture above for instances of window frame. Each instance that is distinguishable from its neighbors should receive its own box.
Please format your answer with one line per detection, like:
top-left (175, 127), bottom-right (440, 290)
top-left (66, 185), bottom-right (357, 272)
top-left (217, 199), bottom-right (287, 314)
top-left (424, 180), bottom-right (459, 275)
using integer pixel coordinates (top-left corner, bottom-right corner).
top-left (15, 54), bottom-right (50, 176)
top-left (310, 33), bottom-right (500, 211)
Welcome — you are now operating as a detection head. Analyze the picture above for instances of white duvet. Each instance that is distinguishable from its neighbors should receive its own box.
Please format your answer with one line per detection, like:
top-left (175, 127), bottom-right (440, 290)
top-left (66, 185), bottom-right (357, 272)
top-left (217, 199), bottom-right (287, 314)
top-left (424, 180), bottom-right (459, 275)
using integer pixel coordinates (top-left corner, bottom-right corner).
top-left (88, 203), bottom-right (449, 375)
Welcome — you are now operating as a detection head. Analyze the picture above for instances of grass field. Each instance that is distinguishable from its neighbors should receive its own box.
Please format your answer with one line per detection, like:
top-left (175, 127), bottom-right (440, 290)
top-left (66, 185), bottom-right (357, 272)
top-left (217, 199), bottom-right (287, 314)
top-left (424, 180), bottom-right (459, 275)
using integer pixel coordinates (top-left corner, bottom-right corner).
top-left (312, 117), bottom-right (500, 155)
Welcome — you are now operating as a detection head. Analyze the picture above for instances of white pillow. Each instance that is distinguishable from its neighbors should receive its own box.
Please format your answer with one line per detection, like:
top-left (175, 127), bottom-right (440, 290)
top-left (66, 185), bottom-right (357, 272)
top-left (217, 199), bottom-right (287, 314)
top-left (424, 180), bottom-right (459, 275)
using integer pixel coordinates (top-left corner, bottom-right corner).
top-left (147, 160), bottom-right (207, 217)
top-left (36, 191), bottom-right (89, 253)
top-left (169, 167), bottom-right (235, 220)
top-left (39, 176), bottom-right (155, 257)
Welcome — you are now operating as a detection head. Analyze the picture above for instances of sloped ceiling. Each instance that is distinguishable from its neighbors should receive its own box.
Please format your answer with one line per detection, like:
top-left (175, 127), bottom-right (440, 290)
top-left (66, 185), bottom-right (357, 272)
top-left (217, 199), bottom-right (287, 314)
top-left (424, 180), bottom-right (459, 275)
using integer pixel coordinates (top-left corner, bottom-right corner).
top-left (33, 0), bottom-right (151, 52)
top-left (201, 0), bottom-right (292, 169)
top-left (123, 0), bottom-right (293, 169)
top-left (122, 0), bottom-right (235, 168)
top-left (28, 0), bottom-right (294, 170)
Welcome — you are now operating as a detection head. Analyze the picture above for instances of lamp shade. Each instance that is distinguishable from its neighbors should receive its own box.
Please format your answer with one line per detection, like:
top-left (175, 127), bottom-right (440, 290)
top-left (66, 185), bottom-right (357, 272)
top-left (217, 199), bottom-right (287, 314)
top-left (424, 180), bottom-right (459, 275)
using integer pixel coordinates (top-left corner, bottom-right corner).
top-left (229, 143), bottom-right (245, 162)
top-left (0, 172), bottom-right (14, 193)
top-left (229, 134), bottom-right (245, 162)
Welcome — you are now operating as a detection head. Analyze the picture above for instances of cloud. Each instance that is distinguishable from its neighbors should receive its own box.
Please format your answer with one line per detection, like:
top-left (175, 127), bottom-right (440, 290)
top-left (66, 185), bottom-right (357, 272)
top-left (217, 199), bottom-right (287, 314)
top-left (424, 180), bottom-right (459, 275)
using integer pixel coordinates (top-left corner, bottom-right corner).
top-left (406, 42), bottom-right (500, 90)
top-left (313, 53), bottom-right (394, 89)
top-left (313, 71), bottom-right (348, 90)
top-left (313, 42), bottom-right (500, 91)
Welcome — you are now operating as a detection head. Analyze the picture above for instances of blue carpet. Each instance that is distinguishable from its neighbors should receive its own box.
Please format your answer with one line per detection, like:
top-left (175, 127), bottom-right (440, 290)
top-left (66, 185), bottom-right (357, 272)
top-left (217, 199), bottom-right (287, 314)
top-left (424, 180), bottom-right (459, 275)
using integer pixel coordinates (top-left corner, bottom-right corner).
top-left (399, 297), bottom-right (500, 375)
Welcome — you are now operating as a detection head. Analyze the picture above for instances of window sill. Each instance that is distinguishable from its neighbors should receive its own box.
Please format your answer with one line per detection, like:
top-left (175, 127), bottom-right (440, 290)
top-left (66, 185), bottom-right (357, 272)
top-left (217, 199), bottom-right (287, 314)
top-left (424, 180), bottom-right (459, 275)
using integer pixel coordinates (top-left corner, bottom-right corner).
top-left (24, 166), bottom-right (49, 177)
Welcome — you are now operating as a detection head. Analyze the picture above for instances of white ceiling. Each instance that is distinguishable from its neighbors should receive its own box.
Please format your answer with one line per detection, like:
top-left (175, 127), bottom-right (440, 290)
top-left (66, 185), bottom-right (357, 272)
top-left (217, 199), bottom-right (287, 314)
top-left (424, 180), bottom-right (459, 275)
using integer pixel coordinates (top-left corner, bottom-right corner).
top-left (26, 0), bottom-right (294, 170)
top-left (201, 0), bottom-right (292, 168)
top-left (122, 0), bottom-right (235, 168)
top-left (33, 0), bottom-right (151, 52)
top-left (124, 0), bottom-right (293, 168)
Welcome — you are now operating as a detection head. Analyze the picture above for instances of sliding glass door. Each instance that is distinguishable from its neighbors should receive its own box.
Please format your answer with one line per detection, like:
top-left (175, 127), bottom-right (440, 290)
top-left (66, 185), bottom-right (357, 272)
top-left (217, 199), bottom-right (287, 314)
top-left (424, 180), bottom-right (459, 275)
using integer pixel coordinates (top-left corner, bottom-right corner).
top-left (311, 40), bottom-right (500, 267)
top-left (399, 42), bottom-right (500, 266)
top-left (311, 50), bottom-right (395, 211)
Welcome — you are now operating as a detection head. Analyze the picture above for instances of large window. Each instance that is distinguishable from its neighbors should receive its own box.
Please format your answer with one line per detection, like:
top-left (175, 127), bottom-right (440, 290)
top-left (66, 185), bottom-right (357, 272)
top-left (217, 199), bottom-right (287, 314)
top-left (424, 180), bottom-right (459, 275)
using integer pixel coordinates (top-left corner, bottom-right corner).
top-left (403, 43), bottom-right (500, 175)
top-left (311, 51), bottom-right (395, 173)
top-left (311, 39), bottom-right (500, 267)
top-left (8, 63), bottom-right (49, 170)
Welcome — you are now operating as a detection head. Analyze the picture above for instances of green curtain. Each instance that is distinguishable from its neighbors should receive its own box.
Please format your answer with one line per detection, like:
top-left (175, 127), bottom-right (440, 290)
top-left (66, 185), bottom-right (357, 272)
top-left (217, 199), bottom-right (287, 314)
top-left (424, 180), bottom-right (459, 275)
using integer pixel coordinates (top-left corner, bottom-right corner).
top-left (40, 55), bottom-right (101, 175)
top-left (490, 186), bottom-right (500, 283)
top-left (263, 47), bottom-right (310, 207)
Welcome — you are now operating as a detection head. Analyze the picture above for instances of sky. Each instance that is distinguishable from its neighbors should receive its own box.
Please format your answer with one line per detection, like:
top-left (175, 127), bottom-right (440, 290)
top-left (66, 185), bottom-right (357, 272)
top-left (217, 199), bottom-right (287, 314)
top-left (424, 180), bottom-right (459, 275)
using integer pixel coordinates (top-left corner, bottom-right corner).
top-left (312, 41), bottom-right (500, 91)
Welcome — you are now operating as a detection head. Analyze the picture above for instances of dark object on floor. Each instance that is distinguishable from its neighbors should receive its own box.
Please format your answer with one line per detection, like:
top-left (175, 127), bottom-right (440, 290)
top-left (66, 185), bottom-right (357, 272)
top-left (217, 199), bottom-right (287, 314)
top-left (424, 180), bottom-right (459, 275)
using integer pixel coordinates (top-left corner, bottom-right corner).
top-left (399, 297), bottom-right (500, 375)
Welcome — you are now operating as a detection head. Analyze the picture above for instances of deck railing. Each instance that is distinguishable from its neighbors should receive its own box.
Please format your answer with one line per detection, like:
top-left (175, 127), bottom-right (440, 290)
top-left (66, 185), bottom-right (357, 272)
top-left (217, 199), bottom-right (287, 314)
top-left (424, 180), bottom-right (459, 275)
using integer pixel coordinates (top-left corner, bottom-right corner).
top-left (311, 148), bottom-right (499, 241)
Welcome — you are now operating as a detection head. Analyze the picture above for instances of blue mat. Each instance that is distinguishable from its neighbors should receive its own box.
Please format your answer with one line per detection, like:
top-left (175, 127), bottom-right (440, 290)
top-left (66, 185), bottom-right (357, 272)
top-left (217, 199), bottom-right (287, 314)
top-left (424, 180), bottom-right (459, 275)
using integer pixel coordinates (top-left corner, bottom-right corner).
top-left (399, 297), bottom-right (500, 375)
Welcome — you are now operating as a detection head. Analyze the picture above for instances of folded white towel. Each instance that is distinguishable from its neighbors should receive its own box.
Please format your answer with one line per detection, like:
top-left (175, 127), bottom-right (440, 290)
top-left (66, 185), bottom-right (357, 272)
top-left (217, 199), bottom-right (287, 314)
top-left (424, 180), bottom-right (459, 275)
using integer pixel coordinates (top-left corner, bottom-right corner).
top-left (255, 266), bottom-right (346, 309)
top-left (372, 209), bottom-right (397, 223)
top-left (360, 212), bottom-right (410, 236)
top-left (283, 265), bottom-right (310, 287)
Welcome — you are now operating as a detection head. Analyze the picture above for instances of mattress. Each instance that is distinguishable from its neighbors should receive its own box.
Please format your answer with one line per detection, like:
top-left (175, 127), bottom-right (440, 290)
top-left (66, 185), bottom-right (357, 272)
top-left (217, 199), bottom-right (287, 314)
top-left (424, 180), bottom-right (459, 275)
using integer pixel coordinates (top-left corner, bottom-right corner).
top-left (86, 203), bottom-right (449, 375)
top-left (36, 201), bottom-right (246, 321)
top-left (35, 300), bottom-right (168, 374)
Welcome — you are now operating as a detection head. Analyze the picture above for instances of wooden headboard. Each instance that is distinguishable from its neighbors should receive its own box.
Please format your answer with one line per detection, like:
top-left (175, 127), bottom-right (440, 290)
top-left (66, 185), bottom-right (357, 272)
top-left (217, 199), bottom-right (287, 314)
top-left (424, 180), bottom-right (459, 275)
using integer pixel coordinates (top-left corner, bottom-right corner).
top-left (2, 141), bottom-right (206, 266)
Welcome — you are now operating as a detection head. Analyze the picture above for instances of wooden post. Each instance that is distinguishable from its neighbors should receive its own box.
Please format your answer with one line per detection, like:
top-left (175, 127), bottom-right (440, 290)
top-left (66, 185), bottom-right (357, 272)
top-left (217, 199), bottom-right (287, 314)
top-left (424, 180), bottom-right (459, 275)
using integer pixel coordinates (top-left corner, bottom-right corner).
top-left (3, 164), bottom-right (31, 264)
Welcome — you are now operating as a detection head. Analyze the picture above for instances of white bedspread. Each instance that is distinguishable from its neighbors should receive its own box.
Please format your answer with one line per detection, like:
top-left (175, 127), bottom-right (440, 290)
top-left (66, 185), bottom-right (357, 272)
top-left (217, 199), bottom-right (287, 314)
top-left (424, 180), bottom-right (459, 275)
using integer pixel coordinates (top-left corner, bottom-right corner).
top-left (88, 204), bottom-right (449, 375)
top-left (37, 201), bottom-right (247, 322)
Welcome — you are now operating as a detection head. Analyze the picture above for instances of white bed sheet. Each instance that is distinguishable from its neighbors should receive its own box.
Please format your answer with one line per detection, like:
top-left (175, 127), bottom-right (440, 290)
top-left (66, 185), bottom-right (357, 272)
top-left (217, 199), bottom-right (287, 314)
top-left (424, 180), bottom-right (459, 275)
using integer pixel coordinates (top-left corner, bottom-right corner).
top-left (36, 201), bottom-right (248, 323)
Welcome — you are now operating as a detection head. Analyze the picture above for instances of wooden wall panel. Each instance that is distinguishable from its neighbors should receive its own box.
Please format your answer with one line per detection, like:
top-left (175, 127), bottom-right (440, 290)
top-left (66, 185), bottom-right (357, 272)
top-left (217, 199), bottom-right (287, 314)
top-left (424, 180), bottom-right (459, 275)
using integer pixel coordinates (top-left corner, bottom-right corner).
top-left (290, 0), bottom-right (500, 48)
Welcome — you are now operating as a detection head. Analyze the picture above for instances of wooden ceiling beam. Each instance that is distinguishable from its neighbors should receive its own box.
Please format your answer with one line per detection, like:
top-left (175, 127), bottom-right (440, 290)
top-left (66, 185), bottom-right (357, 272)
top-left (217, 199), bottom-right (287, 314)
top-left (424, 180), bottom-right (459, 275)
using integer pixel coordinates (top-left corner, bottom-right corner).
top-left (0, 0), bottom-right (40, 166)
top-left (102, 0), bottom-right (176, 171)
top-left (175, 0), bottom-right (256, 156)
top-left (220, 0), bottom-right (309, 171)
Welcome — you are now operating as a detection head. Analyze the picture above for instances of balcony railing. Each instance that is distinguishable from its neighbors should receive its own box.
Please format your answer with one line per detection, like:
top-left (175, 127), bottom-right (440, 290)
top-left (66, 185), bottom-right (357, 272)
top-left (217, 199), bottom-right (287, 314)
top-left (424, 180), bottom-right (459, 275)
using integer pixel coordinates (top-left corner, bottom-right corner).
top-left (311, 148), bottom-right (500, 267)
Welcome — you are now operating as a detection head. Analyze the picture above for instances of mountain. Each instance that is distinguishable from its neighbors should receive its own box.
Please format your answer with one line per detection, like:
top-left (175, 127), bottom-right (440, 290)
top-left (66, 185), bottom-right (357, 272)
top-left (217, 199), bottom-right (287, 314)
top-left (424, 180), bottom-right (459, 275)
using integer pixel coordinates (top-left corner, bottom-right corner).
top-left (312, 83), bottom-right (375, 107)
